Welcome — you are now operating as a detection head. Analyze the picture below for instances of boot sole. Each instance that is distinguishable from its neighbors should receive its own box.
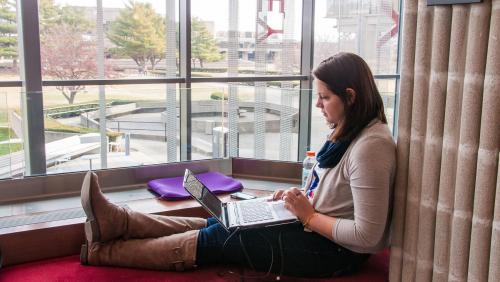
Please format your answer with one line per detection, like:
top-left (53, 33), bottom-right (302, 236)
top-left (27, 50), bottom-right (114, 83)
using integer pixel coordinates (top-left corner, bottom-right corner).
top-left (81, 172), bottom-right (101, 243)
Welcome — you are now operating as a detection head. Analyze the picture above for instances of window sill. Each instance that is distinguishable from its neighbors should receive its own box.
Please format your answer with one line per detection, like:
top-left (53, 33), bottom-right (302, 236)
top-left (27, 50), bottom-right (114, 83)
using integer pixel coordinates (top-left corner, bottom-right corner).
top-left (0, 158), bottom-right (301, 266)
top-left (0, 185), bottom-right (294, 266)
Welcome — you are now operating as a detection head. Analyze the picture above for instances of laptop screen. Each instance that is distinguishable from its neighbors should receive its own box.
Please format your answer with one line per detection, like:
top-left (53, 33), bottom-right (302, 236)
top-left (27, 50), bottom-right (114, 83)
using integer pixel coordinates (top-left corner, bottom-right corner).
top-left (183, 169), bottom-right (223, 221)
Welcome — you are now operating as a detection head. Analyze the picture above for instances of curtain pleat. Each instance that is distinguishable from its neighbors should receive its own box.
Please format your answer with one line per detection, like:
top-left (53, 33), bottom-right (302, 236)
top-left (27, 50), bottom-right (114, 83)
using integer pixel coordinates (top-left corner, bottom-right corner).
top-left (401, 0), bottom-right (434, 280)
top-left (490, 160), bottom-right (500, 281)
top-left (468, 1), bottom-right (500, 281)
top-left (415, 6), bottom-right (452, 282)
top-left (388, 0), bottom-right (418, 279)
top-left (447, 1), bottom-right (492, 281)
top-left (486, 6), bottom-right (500, 282)
top-left (389, 0), bottom-right (498, 281)
top-left (432, 5), bottom-right (469, 282)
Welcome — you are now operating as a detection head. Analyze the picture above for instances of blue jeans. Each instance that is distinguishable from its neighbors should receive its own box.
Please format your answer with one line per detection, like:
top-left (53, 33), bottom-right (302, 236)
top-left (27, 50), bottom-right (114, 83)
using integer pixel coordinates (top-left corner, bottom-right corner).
top-left (196, 218), bottom-right (370, 278)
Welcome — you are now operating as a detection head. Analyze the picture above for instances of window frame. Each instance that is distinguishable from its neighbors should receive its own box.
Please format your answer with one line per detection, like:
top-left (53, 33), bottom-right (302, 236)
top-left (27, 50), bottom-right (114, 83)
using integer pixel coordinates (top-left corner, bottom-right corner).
top-left (0, 0), bottom-right (401, 182)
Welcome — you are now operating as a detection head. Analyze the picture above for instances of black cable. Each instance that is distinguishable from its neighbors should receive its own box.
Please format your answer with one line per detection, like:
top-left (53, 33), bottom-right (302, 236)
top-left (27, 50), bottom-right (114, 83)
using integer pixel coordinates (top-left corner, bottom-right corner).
top-left (258, 231), bottom-right (276, 278)
top-left (219, 229), bottom-right (278, 280)
top-left (278, 230), bottom-right (285, 279)
top-left (239, 231), bottom-right (256, 270)
top-left (221, 227), bottom-right (240, 258)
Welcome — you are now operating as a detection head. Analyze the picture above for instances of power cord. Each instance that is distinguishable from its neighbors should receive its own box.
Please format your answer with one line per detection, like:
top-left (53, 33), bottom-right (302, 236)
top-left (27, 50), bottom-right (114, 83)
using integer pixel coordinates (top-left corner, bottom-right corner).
top-left (222, 227), bottom-right (240, 251)
top-left (278, 230), bottom-right (285, 278)
top-left (239, 231), bottom-right (257, 271)
top-left (219, 228), bottom-right (283, 281)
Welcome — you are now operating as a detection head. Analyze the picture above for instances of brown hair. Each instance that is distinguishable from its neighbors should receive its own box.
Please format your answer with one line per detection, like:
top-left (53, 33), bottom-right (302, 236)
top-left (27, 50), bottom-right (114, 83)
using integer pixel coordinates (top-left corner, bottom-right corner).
top-left (312, 52), bottom-right (387, 141)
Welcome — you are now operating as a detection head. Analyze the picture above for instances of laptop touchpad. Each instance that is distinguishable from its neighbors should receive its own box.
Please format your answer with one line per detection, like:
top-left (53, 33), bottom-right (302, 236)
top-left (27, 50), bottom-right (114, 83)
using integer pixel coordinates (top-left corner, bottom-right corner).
top-left (270, 201), bottom-right (296, 218)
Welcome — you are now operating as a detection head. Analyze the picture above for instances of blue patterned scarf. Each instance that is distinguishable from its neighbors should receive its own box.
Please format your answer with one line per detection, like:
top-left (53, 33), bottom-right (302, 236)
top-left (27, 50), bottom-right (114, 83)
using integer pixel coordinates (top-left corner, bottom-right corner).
top-left (316, 139), bottom-right (351, 168)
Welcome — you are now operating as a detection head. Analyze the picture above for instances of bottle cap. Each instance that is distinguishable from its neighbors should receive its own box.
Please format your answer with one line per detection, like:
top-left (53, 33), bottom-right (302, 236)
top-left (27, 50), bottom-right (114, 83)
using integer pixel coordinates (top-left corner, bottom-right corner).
top-left (306, 151), bottom-right (315, 157)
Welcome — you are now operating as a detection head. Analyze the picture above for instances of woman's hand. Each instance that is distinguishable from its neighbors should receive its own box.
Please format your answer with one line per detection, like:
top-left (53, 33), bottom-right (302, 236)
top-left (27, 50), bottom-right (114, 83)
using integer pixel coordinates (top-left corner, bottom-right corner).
top-left (271, 189), bottom-right (287, 201)
top-left (282, 187), bottom-right (316, 222)
top-left (271, 187), bottom-right (304, 201)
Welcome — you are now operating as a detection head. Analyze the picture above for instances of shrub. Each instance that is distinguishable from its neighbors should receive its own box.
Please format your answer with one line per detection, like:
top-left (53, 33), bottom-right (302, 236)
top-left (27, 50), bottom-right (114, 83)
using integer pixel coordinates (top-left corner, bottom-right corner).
top-left (44, 117), bottom-right (97, 134)
top-left (44, 103), bottom-right (100, 118)
top-left (210, 91), bottom-right (228, 100)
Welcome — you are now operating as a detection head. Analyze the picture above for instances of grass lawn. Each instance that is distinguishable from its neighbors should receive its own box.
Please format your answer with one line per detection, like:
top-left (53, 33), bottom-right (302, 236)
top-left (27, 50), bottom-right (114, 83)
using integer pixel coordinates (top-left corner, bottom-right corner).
top-left (44, 117), bottom-right (98, 134)
top-left (0, 111), bottom-right (8, 123)
top-left (0, 127), bottom-right (22, 156)
top-left (0, 72), bottom-right (395, 110)
top-left (0, 81), bottom-right (262, 111)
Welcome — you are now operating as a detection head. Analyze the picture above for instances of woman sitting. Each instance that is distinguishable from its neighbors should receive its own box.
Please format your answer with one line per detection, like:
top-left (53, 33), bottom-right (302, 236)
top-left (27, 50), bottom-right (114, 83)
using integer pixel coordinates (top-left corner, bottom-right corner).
top-left (80, 52), bottom-right (396, 278)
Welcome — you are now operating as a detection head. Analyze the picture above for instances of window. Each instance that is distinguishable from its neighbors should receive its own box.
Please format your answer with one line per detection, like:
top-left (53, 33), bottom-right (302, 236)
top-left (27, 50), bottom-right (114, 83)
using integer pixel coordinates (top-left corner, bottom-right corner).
top-left (40, 1), bottom-right (179, 80)
top-left (0, 0), bottom-right (401, 182)
top-left (0, 88), bottom-right (22, 179)
top-left (310, 0), bottom-right (400, 151)
top-left (191, 82), bottom-right (300, 161)
top-left (191, 0), bottom-right (302, 77)
top-left (39, 0), bottom-right (181, 174)
top-left (315, 0), bottom-right (399, 74)
top-left (0, 0), bottom-right (21, 179)
top-left (0, 0), bottom-right (19, 81)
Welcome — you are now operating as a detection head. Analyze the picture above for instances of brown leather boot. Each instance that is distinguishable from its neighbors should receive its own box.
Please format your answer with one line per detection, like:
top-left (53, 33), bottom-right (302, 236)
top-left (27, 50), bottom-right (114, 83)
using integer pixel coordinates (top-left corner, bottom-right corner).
top-left (81, 171), bottom-right (207, 243)
top-left (80, 230), bottom-right (199, 271)
top-left (125, 213), bottom-right (207, 240)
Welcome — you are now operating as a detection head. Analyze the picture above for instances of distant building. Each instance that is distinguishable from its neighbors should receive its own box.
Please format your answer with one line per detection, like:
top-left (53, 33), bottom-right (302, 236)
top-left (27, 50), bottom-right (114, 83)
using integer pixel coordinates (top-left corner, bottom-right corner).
top-left (323, 0), bottom-right (399, 74)
top-left (215, 30), bottom-right (287, 63)
top-left (71, 6), bottom-right (122, 50)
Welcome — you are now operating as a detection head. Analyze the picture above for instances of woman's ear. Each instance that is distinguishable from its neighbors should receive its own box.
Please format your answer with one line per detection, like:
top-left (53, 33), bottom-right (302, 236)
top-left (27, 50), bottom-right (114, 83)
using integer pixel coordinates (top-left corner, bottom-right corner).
top-left (346, 88), bottom-right (356, 105)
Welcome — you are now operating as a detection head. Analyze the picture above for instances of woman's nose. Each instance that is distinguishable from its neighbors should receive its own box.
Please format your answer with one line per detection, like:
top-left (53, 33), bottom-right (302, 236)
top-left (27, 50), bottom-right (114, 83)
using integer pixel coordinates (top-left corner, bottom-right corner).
top-left (315, 97), bottom-right (322, 108)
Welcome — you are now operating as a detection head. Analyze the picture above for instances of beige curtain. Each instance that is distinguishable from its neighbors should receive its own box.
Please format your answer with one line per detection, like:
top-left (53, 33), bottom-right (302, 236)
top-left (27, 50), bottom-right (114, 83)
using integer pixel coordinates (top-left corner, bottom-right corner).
top-left (389, 0), bottom-right (499, 281)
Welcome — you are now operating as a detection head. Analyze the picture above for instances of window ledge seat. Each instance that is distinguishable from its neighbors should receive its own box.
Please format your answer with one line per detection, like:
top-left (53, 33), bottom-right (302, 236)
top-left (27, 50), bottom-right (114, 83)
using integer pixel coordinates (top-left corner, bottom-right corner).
top-left (0, 249), bottom-right (389, 282)
top-left (0, 159), bottom-right (389, 280)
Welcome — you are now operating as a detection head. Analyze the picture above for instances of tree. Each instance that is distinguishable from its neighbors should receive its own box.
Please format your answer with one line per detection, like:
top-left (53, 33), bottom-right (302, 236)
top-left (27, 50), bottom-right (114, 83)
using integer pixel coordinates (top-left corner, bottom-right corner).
top-left (39, 0), bottom-right (93, 33)
top-left (0, 0), bottom-right (17, 68)
top-left (191, 17), bottom-right (222, 68)
top-left (0, 0), bottom-right (102, 104)
top-left (58, 6), bottom-right (93, 32)
top-left (107, 1), bottom-right (165, 73)
top-left (40, 24), bottom-right (114, 104)
top-left (38, 0), bottom-right (101, 104)
top-left (39, 0), bottom-right (60, 31)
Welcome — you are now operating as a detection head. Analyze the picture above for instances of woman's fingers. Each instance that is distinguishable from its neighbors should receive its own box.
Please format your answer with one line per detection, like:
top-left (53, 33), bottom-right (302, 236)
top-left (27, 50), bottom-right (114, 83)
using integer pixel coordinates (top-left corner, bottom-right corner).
top-left (272, 189), bottom-right (286, 201)
top-left (284, 202), bottom-right (292, 211)
top-left (274, 187), bottom-right (303, 202)
top-left (289, 187), bottom-right (302, 195)
top-left (284, 189), bottom-right (299, 201)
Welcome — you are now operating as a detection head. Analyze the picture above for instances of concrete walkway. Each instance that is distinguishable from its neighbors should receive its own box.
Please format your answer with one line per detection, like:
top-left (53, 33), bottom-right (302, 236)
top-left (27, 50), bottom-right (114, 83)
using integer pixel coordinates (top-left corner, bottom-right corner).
top-left (0, 133), bottom-right (102, 178)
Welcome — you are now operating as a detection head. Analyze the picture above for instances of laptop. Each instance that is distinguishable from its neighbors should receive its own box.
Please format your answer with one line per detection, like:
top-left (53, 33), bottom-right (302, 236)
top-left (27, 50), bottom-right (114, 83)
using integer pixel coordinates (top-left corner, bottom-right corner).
top-left (183, 169), bottom-right (298, 231)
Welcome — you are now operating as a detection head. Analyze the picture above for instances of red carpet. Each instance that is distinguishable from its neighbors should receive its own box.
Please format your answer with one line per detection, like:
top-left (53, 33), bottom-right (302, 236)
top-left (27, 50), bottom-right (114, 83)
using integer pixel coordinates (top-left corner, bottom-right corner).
top-left (0, 249), bottom-right (389, 282)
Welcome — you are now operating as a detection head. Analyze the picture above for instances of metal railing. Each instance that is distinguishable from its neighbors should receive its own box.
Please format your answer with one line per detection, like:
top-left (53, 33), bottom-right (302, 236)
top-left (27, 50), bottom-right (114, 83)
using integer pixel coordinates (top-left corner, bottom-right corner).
top-left (107, 120), bottom-right (168, 141)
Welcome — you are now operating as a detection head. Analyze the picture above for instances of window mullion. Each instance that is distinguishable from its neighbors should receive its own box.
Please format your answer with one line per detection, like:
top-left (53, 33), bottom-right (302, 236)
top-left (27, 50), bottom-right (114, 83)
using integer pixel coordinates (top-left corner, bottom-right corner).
top-left (17, 0), bottom-right (46, 175)
top-left (298, 0), bottom-right (315, 161)
top-left (179, 0), bottom-right (192, 161)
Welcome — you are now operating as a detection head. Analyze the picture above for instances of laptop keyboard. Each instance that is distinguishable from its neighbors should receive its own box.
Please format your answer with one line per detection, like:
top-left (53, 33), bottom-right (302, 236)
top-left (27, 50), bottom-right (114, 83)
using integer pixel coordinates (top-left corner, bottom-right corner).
top-left (239, 201), bottom-right (275, 223)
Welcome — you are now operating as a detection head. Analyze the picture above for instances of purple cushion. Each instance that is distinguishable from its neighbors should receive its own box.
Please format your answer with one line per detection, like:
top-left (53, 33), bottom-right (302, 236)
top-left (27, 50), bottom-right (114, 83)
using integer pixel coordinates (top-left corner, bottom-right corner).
top-left (147, 171), bottom-right (243, 200)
